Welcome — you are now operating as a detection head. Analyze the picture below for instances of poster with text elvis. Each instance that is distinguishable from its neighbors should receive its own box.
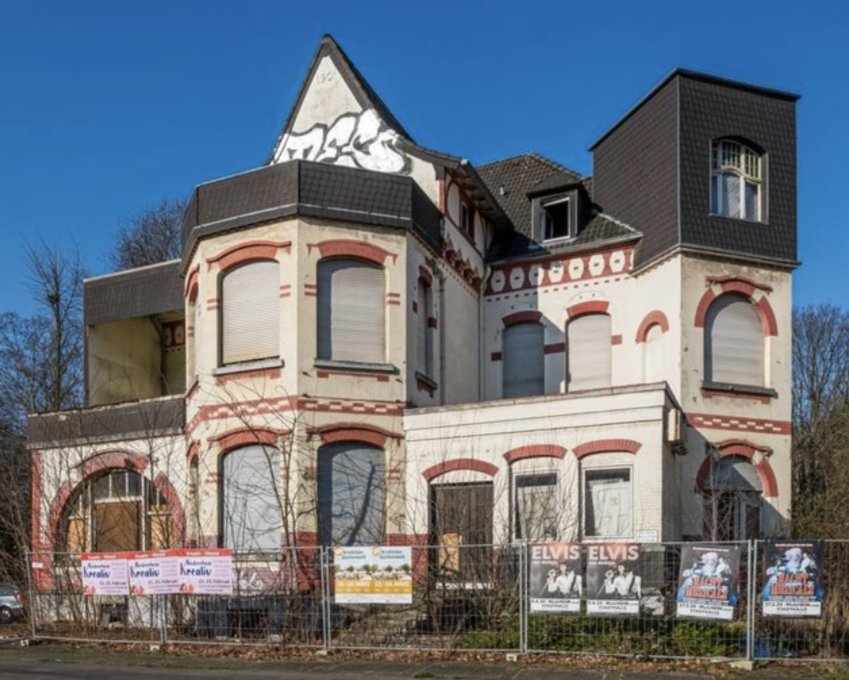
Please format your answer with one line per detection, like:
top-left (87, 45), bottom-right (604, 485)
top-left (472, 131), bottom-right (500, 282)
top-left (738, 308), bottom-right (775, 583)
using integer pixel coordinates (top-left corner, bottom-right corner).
top-left (529, 542), bottom-right (583, 614)
top-left (585, 543), bottom-right (641, 617)
top-left (676, 544), bottom-right (740, 621)
top-left (761, 542), bottom-right (824, 618)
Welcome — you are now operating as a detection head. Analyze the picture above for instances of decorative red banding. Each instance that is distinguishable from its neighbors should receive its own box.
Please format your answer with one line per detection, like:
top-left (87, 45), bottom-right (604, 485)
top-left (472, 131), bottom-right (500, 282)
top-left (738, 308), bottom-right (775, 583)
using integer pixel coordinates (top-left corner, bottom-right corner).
top-left (694, 289), bottom-right (718, 329)
top-left (544, 342), bottom-right (565, 354)
top-left (701, 385), bottom-right (773, 404)
top-left (611, 334), bottom-right (623, 346)
top-left (308, 239), bottom-right (396, 266)
top-left (635, 310), bottom-right (670, 343)
top-left (418, 266), bottom-right (433, 286)
top-left (212, 427), bottom-right (286, 452)
top-left (503, 310), bottom-right (543, 327)
top-left (694, 439), bottom-right (778, 498)
top-left (707, 275), bottom-right (773, 292)
top-left (78, 450), bottom-right (149, 478)
top-left (215, 367), bottom-right (282, 384)
top-left (573, 439), bottom-right (642, 459)
top-left (422, 459), bottom-right (499, 482)
top-left (153, 472), bottom-right (186, 546)
top-left (309, 423), bottom-right (400, 448)
top-left (503, 445), bottom-right (568, 464)
top-left (694, 283), bottom-right (778, 337)
top-left (686, 412), bottom-right (791, 435)
top-left (207, 240), bottom-right (291, 273)
top-left (185, 266), bottom-right (200, 302)
top-left (566, 300), bottom-right (609, 318)
top-left (756, 297), bottom-right (779, 336)
top-left (186, 441), bottom-right (199, 464)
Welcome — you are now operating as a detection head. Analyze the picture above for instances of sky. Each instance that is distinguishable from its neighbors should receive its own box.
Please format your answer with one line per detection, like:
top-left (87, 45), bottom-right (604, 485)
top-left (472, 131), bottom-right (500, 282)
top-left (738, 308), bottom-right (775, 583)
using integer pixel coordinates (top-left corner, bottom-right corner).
top-left (0, 0), bottom-right (846, 316)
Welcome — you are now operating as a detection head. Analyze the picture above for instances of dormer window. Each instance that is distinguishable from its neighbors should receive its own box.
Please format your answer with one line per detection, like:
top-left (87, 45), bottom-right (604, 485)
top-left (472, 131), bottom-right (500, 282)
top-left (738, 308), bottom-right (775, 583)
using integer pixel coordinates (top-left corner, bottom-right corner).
top-left (541, 197), bottom-right (570, 240)
top-left (460, 202), bottom-right (475, 237)
top-left (710, 140), bottom-right (763, 221)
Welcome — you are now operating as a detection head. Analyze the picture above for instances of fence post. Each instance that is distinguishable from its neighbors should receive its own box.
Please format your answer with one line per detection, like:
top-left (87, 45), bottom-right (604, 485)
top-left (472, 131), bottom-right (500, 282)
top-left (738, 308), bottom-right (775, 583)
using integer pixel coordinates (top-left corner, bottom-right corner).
top-left (746, 540), bottom-right (756, 661)
top-left (518, 541), bottom-right (527, 654)
top-left (160, 594), bottom-right (167, 646)
top-left (320, 546), bottom-right (331, 652)
top-left (24, 550), bottom-right (36, 640)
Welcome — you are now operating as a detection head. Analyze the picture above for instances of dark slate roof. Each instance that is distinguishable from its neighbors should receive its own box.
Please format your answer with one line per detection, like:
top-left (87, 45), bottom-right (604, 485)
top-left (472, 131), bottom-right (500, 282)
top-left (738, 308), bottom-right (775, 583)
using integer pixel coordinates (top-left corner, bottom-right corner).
top-left (84, 260), bottom-right (183, 326)
top-left (486, 212), bottom-right (640, 261)
top-left (182, 160), bottom-right (443, 269)
top-left (477, 153), bottom-right (584, 237)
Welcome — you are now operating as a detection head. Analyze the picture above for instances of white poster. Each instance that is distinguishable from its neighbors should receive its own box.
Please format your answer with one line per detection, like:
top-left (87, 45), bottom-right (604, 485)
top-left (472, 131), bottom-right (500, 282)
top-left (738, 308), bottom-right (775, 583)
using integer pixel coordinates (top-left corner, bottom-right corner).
top-left (334, 546), bottom-right (413, 604)
top-left (176, 549), bottom-right (234, 595)
top-left (81, 553), bottom-right (128, 596)
top-left (127, 551), bottom-right (179, 596)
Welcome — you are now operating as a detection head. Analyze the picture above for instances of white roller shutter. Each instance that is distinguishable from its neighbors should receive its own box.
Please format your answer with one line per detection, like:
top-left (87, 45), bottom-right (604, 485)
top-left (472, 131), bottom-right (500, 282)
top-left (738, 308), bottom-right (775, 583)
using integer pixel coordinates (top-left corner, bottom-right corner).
top-left (707, 295), bottom-right (763, 386)
top-left (567, 314), bottom-right (611, 390)
top-left (503, 322), bottom-right (544, 398)
top-left (221, 261), bottom-right (279, 365)
top-left (317, 259), bottom-right (385, 363)
top-left (642, 323), bottom-right (663, 383)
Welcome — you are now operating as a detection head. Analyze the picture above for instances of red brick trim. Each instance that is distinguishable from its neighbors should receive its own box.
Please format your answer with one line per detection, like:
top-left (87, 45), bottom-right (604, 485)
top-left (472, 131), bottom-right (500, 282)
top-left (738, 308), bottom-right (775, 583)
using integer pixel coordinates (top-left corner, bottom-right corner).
top-left (491, 351), bottom-right (503, 362)
top-left (416, 375), bottom-right (437, 397)
top-left (186, 441), bottom-right (199, 464)
top-left (215, 366), bottom-right (282, 384)
top-left (611, 334), bottom-right (623, 346)
top-left (694, 440), bottom-right (778, 498)
top-left (686, 412), bottom-right (791, 435)
top-left (207, 240), bottom-right (291, 273)
top-left (544, 342), bottom-right (565, 354)
top-left (573, 439), bottom-right (642, 459)
top-left (308, 239), bottom-right (396, 266)
top-left (635, 310), bottom-right (670, 343)
top-left (418, 266), bottom-right (433, 286)
top-left (502, 310), bottom-right (542, 327)
top-left (701, 385), bottom-right (774, 404)
top-left (316, 368), bottom-right (390, 382)
top-left (185, 266), bottom-right (200, 302)
top-left (694, 284), bottom-right (778, 337)
top-left (153, 472), bottom-right (186, 546)
top-left (707, 275), bottom-right (772, 293)
top-left (422, 459), bottom-right (499, 482)
top-left (503, 445), bottom-right (568, 464)
top-left (309, 423), bottom-right (400, 448)
top-left (78, 450), bottom-right (149, 478)
top-left (566, 300), bottom-right (609, 318)
top-left (212, 427), bottom-right (286, 453)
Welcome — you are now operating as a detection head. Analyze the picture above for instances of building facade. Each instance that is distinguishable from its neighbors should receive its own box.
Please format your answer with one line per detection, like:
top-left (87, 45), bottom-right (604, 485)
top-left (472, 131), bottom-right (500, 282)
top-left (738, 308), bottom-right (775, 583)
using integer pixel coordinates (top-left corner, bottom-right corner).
top-left (29, 36), bottom-right (798, 574)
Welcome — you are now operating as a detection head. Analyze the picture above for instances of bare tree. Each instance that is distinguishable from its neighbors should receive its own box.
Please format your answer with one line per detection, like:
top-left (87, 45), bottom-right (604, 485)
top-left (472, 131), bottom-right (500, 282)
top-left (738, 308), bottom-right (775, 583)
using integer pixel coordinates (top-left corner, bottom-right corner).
top-left (791, 304), bottom-right (849, 537)
top-left (110, 199), bottom-right (186, 270)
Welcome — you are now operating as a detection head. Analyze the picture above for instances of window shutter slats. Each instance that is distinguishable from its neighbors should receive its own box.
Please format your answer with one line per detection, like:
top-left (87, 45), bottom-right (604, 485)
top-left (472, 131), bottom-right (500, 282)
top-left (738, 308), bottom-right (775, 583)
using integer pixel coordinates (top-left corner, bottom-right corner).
top-left (222, 261), bottom-right (279, 364)
top-left (567, 314), bottom-right (611, 390)
top-left (503, 322), bottom-right (544, 398)
top-left (707, 296), bottom-right (763, 386)
top-left (318, 259), bottom-right (385, 363)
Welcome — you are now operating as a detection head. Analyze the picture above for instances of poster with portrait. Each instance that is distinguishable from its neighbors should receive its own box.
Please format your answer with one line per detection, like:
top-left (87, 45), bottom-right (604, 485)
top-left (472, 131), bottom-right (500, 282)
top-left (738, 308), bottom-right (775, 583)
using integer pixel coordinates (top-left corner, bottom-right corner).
top-left (585, 543), bottom-right (641, 617)
top-left (676, 544), bottom-right (740, 621)
top-left (529, 542), bottom-right (583, 614)
top-left (761, 542), bottom-right (824, 618)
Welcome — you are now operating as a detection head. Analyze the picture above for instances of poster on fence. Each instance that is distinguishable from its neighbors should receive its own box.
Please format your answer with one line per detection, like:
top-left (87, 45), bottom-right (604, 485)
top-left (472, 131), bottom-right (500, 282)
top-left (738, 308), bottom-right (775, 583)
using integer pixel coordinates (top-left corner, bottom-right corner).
top-left (81, 553), bottom-right (128, 596)
top-left (585, 543), bottom-right (641, 617)
top-left (761, 542), bottom-right (824, 618)
top-left (675, 544), bottom-right (739, 621)
top-left (333, 546), bottom-right (413, 604)
top-left (529, 542), bottom-right (583, 614)
top-left (127, 551), bottom-right (179, 596)
top-left (176, 549), bottom-right (234, 595)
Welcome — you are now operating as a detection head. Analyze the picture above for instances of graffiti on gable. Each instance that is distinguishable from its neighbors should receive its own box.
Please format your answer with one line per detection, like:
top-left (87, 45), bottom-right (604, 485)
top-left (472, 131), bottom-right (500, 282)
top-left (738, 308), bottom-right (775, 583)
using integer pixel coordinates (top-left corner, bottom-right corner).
top-left (273, 108), bottom-right (411, 175)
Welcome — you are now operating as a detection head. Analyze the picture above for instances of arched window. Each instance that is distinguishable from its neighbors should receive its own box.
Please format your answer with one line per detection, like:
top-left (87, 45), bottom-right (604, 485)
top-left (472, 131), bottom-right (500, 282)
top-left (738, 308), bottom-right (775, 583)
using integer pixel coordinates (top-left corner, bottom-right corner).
top-left (317, 442), bottom-right (385, 546)
top-left (416, 278), bottom-right (434, 378)
top-left (502, 322), bottom-right (544, 398)
top-left (710, 139), bottom-right (763, 221)
top-left (567, 313), bottom-right (611, 391)
top-left (192, 297), bottom-right (202, 377)
top-left (642, 323), bottom-right (664, 383)
top-left (221, 445), bottom-right (281, 553)
top-left (59, 470), bottom-right (170, 553)
top-left (703, 455), bottom-right (761, 540)
top-left (220, 260), bottom-right (280, 365)
top-left (705, 294), bottom-right (764, 386)
top-left (317, 258), bottom-right (385, 364)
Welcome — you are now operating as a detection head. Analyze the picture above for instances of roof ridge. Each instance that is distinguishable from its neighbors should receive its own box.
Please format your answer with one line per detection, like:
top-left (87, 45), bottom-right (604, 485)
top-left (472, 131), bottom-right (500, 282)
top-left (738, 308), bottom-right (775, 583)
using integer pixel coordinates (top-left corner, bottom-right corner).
top-left (594, 211), bottom-right (642, 235)
top-left (477, 151), bottom-right (584, 180)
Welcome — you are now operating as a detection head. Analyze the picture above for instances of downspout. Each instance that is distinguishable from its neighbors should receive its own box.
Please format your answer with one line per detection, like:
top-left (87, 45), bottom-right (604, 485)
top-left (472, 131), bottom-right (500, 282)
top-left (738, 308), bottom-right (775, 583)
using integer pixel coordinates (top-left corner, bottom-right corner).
top-left (436, 263), bottom-right (447, 406)
top-left (478, 265), bottom-right (492, 401)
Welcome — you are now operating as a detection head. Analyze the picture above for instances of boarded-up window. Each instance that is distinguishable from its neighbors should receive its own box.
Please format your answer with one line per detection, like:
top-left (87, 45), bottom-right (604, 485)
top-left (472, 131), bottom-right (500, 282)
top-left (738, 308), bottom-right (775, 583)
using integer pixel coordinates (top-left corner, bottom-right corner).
top-left (642, 323), bottom-right (664, 383)
top-left (222, 445), bottom-right (281, 553)
top-left (503, 322), bottom-right (545, 398)
top-left (705, 294), bottom-right (764, 386)
top-left (317, 259), bottom-right (385, 363)
top-left (221, 260), bottom-right (279, 365)
top-left (567, 313), bottom-right (611, 390)
top-left (317, 442), bottom-right (385, 546)
top-left (430, 482), bottom-right (493, 580)
top-left (416, 279), bottom-right (434, 377)
top-left (703, 455), bottom-right (762, 540)
top-left (584, 468), bottom-right (631, 538)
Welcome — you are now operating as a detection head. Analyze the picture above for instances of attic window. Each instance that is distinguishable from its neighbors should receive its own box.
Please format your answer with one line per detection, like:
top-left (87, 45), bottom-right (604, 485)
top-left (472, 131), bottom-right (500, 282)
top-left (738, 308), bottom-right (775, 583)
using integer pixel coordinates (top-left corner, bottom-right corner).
top-left (460, 202), bottom-right (475, 237)
top-left (541, 197), bottom-right (570, 241)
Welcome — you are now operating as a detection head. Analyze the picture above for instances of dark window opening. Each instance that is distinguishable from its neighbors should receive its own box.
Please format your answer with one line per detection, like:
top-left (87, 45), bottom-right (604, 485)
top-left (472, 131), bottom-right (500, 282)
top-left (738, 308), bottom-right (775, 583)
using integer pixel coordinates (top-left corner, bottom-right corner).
top-left (542, 199), bottom-right (570, 240)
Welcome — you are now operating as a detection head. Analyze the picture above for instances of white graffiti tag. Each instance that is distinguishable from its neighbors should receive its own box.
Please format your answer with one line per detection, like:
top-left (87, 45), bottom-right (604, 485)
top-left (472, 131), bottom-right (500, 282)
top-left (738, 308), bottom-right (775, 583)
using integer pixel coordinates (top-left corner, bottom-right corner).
top-left (274, 108), bottom-right (411, 175)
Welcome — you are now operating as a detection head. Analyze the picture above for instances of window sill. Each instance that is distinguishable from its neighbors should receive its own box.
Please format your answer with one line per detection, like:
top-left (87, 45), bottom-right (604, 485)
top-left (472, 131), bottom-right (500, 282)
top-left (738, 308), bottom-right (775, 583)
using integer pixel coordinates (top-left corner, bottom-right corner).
top-left (415, 372), bottom-right (438, 395)
top-left (313, 359), bottom-right (398, 375)
top-left (708, 212), bottom-right (768, 226)
top-left (213, 357), bottom-right (284, 377)
top-left (701, 381), bottom-right (777, 402)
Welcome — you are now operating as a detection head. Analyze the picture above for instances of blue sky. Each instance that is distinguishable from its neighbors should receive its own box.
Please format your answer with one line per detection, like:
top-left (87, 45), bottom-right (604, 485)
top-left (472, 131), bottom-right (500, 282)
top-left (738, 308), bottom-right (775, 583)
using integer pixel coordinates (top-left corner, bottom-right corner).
top-left (0, 1), bottom-right (846, 315)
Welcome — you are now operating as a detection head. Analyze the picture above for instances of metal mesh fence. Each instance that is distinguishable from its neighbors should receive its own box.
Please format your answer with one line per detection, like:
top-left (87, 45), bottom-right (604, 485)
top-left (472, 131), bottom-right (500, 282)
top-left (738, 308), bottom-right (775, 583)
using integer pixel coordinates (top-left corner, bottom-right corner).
top-left (22, 541), bottom-right (849, 660)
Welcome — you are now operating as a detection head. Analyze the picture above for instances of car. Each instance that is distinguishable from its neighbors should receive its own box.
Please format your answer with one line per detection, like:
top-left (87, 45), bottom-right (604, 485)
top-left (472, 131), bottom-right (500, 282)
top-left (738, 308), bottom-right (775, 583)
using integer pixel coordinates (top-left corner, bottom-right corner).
top-left (0, 583), bottom-right (25, 623)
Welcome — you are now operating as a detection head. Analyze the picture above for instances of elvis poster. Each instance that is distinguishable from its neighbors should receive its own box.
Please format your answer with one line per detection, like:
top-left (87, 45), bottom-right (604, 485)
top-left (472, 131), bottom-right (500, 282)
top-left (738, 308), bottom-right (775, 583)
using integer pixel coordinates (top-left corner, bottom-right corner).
top-left (585, 543), bottom-right (641, 617)
top-left (676, 544), bottom-right (739, 621)
top-left (529, 542), bottom-right (583, 614)
top-left (761, 541), bottom-right (824, 618)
